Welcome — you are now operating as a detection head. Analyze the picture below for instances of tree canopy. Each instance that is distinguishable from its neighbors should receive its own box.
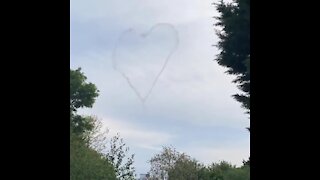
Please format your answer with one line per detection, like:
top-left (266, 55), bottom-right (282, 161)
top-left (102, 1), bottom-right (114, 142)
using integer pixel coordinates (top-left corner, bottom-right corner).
top-left (70, 132), bottom-right (116, 180)
top-left (70, 68), bottom-right (135, 180)
top-left (70, 68), bottom-right (116, 179)
top-left (70, 68), bottom-right (99, 135)
top-left (215, 0), bottom-right (250, 112)
top-left (148, 146), bottom-right (250, 180)
top-left (70, 68), bottom-right (99, 113)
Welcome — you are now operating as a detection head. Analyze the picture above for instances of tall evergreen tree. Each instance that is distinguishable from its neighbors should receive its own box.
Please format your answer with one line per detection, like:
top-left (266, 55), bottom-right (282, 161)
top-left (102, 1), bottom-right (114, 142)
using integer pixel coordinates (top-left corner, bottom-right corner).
top-left (215, 1), bottom-right (250, 166)
top-left (215, 0), bottom-right (250, 114)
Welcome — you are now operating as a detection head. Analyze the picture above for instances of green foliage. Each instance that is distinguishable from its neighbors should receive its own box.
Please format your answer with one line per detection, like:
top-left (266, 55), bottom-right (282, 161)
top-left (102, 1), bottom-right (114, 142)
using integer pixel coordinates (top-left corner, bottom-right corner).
top-left (70, 132), bottom-right (116, 180)
top-left (214, 0), bottom-right (251, 163)
top-left (71, 115), bottom-right (96, 136)
top-left (70, 116), bottom-right (136, 180)
top-left (82, 116), bottom-right (109, 153)
top-left (215, 0), bottom-right (250, 112)
top-left (70, 68), bottom-right (99, 112)
top-left (106, 133), bottom-right (136, 180)
top-left (223, 165), bottom-right (250, 180)
top-left (208, 161), bottom-right (235, 180)
top-left (197, 166), bottom-right (217, 180)
top-left (149, 147), bottom-right (250, 180)
top-left (215, 0), bottom-right (250, 75)
top-left (70, 68), bottom-right (99, 135)
top-left (70, 69), bottom-right (131, 180)
top-left (148, 146), bottom-right (182, 179)
top-left (82, 116), bottom-right (136, 180)
top-left (168, 156), bottom-right (200, 180)
top-left (198, 162), bottom-right (250, 180)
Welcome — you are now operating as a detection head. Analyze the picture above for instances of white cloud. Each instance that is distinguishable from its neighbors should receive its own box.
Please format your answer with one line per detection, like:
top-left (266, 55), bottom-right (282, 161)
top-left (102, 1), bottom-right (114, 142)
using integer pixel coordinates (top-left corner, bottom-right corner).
top-left (98, 116), bottom-right (176, 150)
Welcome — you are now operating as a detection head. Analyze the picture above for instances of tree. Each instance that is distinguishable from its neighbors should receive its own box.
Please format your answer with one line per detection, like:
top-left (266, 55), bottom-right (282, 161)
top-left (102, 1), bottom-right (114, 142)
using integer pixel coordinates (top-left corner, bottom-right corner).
top-left (70, 132), bottom-right (116, 180)
top-left (83, 116), bottom-right (136, 180)
top-left (70, 68), bottom-right (114, 179)
top-left (168, 156), bottom-right (201, 180)
top-left (223, 166), bottom-right (250, 180)
top-left (148, 146), bottom-right (200, 180)
top-left (197, 166), bottom-right (216, 180)
top-left (83, 115), bottom-right (110, 154)
top-left (148, 146), bottom-right (250, 180)
top-left (105, 133), bottom-right (136, 180)
top-left (70, 68), bottom-right (99, 135)
top-left (214, 0), bottom-right (251, 166)
top-left (209, 161), bottom-right (235, 180)
top-left (148, 146), bottom-right (180, 179)
top-left (196, 161), bottom-right (242, 180)
top-left (215, 0), bottom-right (250, 113)
top-left (70, 68), bottom-right (99, 112)
top-left (70, 68), bottom-right (136, 180)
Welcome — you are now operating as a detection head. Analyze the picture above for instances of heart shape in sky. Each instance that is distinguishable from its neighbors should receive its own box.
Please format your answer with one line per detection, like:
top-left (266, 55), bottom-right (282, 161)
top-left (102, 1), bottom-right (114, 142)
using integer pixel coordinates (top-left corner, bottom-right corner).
top-left (112, 23), bottom-right (179, 104)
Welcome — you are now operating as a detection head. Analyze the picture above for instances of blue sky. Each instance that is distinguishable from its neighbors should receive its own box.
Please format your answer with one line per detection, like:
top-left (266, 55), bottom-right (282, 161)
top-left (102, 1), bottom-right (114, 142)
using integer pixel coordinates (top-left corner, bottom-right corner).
top-left (71, 0), bottom-right (249, 175)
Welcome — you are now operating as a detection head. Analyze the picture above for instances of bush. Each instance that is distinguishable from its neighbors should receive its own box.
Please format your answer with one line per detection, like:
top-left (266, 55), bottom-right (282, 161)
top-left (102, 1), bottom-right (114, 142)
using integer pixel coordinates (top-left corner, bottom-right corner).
top-left (70, 133), bottom-right (116, 180)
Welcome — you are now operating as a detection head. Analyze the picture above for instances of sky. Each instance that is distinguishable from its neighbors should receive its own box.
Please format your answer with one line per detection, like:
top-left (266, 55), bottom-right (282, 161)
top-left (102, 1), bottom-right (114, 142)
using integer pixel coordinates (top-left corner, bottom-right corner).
top-left (70, 0), bottom-right (249, 176)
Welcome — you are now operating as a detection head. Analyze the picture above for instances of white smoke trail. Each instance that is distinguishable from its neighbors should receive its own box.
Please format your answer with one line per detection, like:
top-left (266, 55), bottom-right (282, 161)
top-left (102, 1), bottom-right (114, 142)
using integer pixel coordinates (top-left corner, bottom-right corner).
top-left (112, 23), bottom-right (179, 105)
